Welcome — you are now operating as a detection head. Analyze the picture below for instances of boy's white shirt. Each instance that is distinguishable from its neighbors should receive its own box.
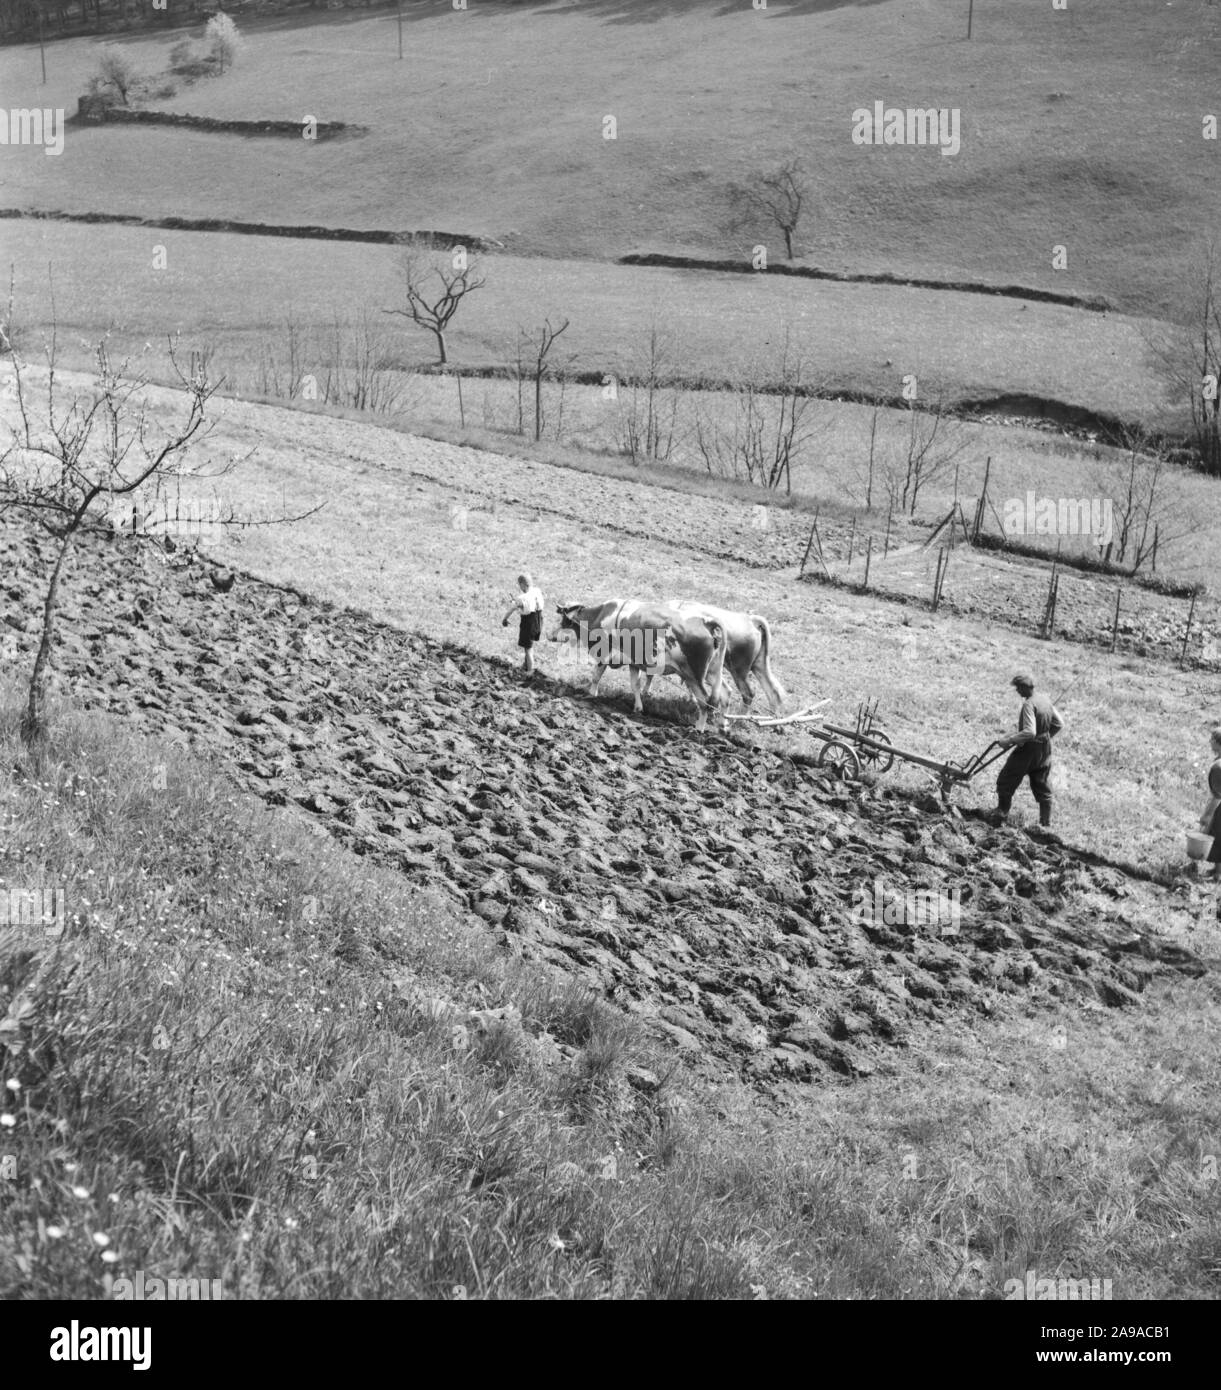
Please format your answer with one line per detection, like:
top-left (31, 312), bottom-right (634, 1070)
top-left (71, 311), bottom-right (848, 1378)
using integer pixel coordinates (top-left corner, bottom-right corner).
top-left (516, 586), bottom-right (544, 614)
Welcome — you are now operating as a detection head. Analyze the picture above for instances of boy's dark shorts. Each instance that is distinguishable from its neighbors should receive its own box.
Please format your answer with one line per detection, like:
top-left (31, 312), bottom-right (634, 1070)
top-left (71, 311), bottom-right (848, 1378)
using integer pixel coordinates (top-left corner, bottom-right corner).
top-left (518, 611), bottom-right (542, 649)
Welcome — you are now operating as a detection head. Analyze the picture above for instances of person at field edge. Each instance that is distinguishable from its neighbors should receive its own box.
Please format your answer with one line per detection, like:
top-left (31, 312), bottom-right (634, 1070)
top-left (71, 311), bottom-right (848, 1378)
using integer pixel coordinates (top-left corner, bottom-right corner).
top-left (993, 673), bottom-right (1064, 828)
top-left (1197, 726), bottom-right (1221, 882)
top-left (502, 572), bottom-right (544, 674)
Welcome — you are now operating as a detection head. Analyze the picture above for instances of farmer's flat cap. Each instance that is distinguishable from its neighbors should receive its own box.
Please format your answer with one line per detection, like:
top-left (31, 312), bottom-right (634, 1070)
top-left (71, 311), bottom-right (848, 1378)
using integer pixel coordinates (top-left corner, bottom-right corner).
top-left (1010, 672), bottom-right (1034, 688)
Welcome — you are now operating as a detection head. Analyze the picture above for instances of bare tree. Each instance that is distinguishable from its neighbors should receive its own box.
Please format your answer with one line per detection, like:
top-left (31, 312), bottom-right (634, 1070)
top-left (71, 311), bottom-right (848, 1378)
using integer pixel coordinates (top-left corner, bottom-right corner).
top-left (692, 331), bottom-right (824, 492)
top-left (0, 315), bottom-right (321, 743)
top-left (1094, 426), bottom-right (1202, 575)
top-left (1145, 238), bottom-right (1221, 475)
top-left (520, 316), bottom-right (570, 442)
top-left (617, 325), bottom-right (681, 465)
top-left (879, 398), bottom-right (969, 517)
top-left (739, 158), bottom-right (808, 261)
top-left (384, 245), bottom-right (486, 366)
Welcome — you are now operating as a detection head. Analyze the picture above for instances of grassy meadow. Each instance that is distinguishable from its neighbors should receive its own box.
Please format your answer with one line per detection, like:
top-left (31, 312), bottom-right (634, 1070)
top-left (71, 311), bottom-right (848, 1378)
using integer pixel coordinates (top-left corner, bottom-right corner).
top-left (1, 0), bottom-right (1217, 320)
top-left (1, 219), bottom-right (1166, 418)
top-left (3, 683), bottom-right (1220, 1299)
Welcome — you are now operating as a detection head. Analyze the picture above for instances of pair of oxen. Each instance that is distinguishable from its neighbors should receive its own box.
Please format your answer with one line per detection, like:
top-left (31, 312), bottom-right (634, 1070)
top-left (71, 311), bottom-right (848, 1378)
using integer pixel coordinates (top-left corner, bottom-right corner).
top-left (549, 598), bottom-right (786, 732)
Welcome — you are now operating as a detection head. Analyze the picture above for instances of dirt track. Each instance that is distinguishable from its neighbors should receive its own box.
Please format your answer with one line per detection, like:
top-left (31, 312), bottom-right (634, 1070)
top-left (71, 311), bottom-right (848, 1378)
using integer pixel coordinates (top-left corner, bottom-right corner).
top-left (3, 520), bottom-right (1207, 1086)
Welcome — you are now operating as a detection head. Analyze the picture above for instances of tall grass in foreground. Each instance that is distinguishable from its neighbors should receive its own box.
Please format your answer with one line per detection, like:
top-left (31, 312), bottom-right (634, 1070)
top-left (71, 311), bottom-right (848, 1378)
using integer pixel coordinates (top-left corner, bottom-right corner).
top-left (1, 685), bottom-right (1218, 1298)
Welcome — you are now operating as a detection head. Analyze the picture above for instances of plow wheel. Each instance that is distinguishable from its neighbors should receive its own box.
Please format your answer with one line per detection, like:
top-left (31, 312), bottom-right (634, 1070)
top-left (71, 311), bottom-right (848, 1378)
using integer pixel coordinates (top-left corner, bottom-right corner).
top-left (818, 738), bottom-right (862, 782)
top-left (857, 731), bottom-right (894, 773)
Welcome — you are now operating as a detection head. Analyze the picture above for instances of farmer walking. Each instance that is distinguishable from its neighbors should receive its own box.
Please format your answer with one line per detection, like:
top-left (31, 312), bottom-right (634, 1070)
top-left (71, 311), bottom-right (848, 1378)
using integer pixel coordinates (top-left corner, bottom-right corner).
top-left (502, 572), bottom-right (544, 674)
top-left (1197, 726), bottom-right (1221, 882)
top-left (993, 672), bottom-right (1064, 828)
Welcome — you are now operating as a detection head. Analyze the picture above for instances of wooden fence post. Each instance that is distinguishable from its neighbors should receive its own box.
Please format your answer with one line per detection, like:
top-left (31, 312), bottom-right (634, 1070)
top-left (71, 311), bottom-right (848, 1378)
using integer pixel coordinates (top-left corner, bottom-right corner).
top-left (1110, 585), bottom-right (1122, 652)
top-left (457, 372), bottom-right (466, 429)
top-left (847, 516), bottom-right (856, 569)
top-left (884, 511), bottom-right (893, 558)
top-left (862, 536), bottom-right (873, 591)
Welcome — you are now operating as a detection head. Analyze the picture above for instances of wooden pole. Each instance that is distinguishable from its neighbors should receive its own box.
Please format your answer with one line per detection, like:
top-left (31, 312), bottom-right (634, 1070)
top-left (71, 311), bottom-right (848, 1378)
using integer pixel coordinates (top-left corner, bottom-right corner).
top-left (799, 510), bottom-right (818, 577)
top-left (398, 1), bottom-right (404, 60)
top-left (931, 549), bottom-right (944, 611)
top-left (1110, 585), bottom-right (1122, 652)
top-left (936, 547), bottom-right (951, 610)
top-left (1180, 585), bottom-right (1200, 668)
top-left (847, 516), bottom-right (856, 568)
top-left (967, 0), bottom-right (974, 40)
top-left (884, 511), bottom-right (893, 558)
top-left (456, 372), bottom-right (465, 428)
top-left (38, 7), bottom-right (47, 84)
top-left (1041, 568), bottom-right (1059, 640)
top-left (974, 456), bottom-right (990, 542)
top-left (811, 515), bottom-right (831, 576)
top-left (863, 536), bottom-right (873, 591)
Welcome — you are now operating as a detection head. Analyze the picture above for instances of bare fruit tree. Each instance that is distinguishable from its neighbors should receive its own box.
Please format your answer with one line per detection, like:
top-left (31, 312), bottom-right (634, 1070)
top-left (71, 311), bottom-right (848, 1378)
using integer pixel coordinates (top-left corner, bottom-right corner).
top-left (385, 243), bottom-right (486, 366)
top-left (0, 317), bottom-right (321, 743)
top-left (740, 158), bottom-right (808, 261)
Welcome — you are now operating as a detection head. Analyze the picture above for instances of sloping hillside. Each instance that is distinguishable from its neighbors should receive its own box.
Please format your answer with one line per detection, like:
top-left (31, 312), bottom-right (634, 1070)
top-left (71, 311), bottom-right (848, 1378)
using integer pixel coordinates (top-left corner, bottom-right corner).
top-left (3, 520), bottom-right (1204, 1088)
top-left (2, 0), bottom-right (1216, 315)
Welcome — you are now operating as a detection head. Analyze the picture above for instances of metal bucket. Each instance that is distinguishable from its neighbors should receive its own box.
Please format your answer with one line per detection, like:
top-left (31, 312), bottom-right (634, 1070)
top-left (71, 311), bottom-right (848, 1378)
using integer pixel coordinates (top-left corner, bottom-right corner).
top-left (1187, 830), bottom-right (1214, 861)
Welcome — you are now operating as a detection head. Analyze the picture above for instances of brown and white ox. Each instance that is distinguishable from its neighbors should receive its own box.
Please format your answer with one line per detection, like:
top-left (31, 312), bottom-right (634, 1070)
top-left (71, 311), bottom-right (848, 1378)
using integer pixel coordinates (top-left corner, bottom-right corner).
top-left (656, 601), bottom-right (786, 714)
top-left (550, 599), bottom-right (729, 732)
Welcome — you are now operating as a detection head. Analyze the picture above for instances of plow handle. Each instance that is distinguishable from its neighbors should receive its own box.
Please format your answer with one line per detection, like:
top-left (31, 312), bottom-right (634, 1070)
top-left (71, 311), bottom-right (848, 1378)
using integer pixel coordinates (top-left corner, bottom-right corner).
top-left (962, 740), bottom-right (1009, 780)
